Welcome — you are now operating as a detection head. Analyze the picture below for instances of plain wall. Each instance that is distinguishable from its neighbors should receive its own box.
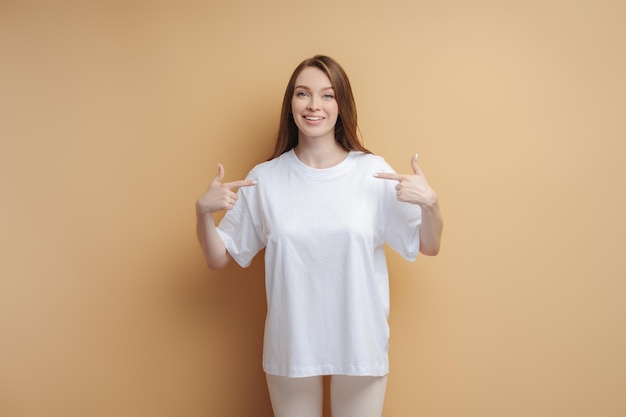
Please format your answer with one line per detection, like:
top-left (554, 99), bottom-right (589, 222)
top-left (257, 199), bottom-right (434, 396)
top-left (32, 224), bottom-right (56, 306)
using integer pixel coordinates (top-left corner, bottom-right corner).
top-left (1, 1), bottom-right (625, 416)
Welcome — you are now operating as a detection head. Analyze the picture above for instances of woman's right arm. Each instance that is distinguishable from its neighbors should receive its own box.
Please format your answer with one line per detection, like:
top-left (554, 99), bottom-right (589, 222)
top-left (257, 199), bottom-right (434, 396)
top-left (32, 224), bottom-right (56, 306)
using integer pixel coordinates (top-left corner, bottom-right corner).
top-left (195, 164), bottom-right (257, 270)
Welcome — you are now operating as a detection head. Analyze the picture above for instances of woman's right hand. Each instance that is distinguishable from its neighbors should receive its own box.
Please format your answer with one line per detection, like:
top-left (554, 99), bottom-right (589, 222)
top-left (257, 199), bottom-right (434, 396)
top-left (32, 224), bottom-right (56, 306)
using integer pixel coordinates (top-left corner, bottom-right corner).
top-left (196, 164), bottom-right (257, 214)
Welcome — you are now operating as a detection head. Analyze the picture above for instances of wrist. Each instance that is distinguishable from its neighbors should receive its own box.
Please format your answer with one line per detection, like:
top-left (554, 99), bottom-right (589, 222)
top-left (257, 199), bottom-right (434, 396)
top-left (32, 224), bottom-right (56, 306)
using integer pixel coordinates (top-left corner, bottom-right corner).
top-left (419, 191), bottom-right (439, 209)
top-left (196, 200), bottom-right (216, 215)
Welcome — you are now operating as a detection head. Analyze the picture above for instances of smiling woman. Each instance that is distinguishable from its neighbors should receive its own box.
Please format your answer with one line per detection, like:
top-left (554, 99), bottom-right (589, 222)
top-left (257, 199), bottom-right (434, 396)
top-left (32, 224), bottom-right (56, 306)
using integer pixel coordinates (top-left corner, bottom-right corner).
top-left (270, 55), bottom-right (369, 161)
top-left (4, 1), bottom-right (625, 416)
top-left (291, 68), bottom-right (339, 147)
top-left (195, 55), bottom-right (443, 417)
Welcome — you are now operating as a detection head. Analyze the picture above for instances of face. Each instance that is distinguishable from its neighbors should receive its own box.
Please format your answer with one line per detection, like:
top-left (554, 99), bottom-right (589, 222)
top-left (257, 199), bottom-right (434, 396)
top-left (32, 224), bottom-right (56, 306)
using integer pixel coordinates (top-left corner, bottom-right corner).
top-left (291, 66), bottom-right (339, 142)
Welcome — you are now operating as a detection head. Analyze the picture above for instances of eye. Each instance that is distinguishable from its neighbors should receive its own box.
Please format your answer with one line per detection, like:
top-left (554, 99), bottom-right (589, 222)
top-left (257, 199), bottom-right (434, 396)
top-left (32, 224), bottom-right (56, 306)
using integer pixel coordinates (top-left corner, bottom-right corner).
top-left (295, 91), bottom-right (308, 98)
top-left (323, 94), bottom-right (335, 100)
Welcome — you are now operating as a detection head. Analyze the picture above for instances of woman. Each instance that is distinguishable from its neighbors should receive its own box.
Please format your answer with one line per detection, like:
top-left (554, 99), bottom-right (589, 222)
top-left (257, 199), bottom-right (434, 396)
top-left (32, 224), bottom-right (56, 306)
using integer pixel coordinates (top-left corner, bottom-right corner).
top-left (196, 55), bottom-right (443, 417)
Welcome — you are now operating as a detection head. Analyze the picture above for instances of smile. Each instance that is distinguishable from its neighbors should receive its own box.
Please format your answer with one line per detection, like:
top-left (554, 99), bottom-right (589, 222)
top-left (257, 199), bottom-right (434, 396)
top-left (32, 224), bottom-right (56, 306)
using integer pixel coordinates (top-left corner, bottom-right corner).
top-left (304, 116), bottom-right (324, 121)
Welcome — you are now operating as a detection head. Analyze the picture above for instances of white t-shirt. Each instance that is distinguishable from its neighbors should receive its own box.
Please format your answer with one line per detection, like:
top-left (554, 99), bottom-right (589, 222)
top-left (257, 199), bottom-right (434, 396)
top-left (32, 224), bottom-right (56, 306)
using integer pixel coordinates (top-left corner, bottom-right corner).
top-left (217, 149), bottom-right (421, 377)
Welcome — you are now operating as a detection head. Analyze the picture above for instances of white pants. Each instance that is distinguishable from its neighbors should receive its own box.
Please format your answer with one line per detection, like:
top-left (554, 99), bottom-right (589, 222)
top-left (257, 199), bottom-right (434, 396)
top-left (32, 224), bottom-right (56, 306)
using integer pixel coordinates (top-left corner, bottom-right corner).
top-left (266, 374), bottom-right (388, 417)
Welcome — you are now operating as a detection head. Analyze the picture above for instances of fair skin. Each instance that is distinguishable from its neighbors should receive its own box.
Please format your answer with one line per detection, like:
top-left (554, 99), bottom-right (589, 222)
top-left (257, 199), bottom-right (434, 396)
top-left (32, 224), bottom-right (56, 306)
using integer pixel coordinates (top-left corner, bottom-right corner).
top-left (195, 163), bottom-right (256, 269)
top-left (374, 154), bottom-right (443, 256)
top-left (196, 66), bottom-right (442, 269)
top-left (290, 67), bottom-right (346, 168)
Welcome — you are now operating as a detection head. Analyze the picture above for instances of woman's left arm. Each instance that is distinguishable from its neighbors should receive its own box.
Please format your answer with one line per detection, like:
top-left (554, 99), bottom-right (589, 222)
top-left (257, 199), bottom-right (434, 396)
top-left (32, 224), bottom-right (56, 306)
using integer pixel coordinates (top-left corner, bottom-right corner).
top-left (375, 154), bottom-right (443, 256)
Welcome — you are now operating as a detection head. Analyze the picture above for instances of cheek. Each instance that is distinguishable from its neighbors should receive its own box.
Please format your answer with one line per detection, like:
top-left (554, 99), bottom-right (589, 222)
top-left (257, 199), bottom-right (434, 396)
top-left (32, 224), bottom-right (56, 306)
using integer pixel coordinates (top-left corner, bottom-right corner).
top-left (291, 97), bottom-right (305, 112)
top-left (329, 104), bottom-right (339, 120)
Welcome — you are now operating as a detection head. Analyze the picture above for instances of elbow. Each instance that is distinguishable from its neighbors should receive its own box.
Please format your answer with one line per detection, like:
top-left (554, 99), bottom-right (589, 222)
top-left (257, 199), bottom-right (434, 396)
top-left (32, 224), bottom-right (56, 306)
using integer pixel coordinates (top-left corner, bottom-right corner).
top-left (207, 263), bottom-right (225, 271)
top-left (418, 225), bottom-right (443, 257)
top-left (205, 251), bottom-right (232, 271)
top-left (206, 257), bottom-right (230, 271)
top-left (419, 245), bottom-right (441, 257)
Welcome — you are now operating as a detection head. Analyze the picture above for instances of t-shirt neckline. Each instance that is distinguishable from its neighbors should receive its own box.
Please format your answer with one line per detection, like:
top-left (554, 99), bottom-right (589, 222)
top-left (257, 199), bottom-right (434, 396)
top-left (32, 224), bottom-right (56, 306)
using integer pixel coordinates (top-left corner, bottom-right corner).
top-left (287, 149), bottom-right (358, 179)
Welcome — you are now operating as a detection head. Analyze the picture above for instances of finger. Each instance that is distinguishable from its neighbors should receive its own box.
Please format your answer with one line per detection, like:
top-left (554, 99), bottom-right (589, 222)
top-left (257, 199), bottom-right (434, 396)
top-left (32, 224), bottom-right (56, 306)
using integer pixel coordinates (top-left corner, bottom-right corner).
top-left (411, 154), bottom-right (420, 174)
top-left (373, 173), bottom-right (402, 181)
top-left (225, 179), bottom-right (258, 190)
top-left (214, 163), bottom-right (225, 184)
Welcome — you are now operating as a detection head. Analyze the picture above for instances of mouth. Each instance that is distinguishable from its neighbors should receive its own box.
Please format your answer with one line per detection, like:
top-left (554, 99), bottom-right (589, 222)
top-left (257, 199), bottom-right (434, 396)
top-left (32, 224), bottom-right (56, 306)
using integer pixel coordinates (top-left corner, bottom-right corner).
top-left (304, 116), bottom-right (324, 121)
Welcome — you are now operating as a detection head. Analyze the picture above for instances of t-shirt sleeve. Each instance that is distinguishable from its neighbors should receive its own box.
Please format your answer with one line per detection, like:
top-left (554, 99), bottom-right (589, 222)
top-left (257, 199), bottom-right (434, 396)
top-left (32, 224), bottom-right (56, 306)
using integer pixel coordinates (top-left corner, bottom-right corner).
top-left (379, 162), bottom-right (422, 261)
top-left (216, 181), bottom-right (265, 268)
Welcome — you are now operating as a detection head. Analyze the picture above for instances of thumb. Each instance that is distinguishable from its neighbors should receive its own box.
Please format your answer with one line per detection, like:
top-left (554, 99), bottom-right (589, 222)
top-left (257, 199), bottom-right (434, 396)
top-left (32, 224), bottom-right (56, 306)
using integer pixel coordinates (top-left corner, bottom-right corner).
top-left (214, 163), bottom-right (225, 184)
top-left (411, 153), bottom-right (420, 174)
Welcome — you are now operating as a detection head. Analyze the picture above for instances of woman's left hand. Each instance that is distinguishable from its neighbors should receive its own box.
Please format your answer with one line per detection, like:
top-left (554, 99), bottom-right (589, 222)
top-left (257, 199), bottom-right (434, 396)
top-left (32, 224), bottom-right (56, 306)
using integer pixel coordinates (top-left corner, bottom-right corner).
top-left (374, 154), bottom-right (438, 207)
top-left (375, 153), bottom-right (443, 256)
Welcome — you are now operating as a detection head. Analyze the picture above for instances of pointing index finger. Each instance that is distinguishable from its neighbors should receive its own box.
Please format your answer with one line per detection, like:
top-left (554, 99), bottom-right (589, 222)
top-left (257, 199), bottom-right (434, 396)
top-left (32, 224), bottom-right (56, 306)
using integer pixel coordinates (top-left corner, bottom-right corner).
top-left (225, 179), bottom-right (258, 190)
top-left (373, 173), bottom-right (402, 181)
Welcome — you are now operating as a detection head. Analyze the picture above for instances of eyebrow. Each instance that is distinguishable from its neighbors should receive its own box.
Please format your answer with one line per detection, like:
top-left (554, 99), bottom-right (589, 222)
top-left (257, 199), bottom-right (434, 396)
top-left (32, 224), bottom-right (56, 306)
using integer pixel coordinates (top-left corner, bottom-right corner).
top-left (294, 85), bottom-right (334, 91)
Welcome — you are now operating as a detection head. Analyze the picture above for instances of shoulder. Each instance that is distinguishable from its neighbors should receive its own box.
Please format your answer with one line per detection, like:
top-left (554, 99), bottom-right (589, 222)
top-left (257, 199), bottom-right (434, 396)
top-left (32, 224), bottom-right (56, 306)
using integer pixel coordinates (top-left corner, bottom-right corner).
top-left (245, 151), bottom-right (293, 181)
top-left (351, 152), bottom-right (396, 173)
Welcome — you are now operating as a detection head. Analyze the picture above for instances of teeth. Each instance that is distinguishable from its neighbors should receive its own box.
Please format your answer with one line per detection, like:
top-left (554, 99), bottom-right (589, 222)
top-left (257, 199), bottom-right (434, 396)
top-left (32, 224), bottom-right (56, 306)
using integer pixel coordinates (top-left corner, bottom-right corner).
top-left (305, 116), bottom-right (323, 121)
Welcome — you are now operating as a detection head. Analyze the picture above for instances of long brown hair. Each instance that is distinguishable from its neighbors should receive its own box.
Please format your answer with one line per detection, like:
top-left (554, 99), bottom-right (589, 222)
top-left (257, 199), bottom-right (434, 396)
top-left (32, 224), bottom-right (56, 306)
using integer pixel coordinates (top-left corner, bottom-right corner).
top-left (269, 55), bottom-right (371, 160)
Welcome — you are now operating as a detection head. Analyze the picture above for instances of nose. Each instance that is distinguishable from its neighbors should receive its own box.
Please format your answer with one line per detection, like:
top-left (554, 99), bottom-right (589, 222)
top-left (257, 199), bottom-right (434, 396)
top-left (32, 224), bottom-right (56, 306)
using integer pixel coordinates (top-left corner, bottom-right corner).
top-left (307, 96), bottom-right (320, 111)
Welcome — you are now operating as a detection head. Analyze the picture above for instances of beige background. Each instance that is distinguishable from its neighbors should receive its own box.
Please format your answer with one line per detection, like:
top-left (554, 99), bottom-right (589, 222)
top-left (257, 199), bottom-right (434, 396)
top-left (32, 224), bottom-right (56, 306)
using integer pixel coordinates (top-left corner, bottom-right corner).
top-left (1, 1), bottom-right (625, 416)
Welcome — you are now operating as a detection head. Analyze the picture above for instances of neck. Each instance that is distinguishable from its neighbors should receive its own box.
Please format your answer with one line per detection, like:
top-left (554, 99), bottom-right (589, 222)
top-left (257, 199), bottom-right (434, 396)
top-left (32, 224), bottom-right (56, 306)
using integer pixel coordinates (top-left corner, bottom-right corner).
top-left (294, 137), bottom-right (349, 169)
